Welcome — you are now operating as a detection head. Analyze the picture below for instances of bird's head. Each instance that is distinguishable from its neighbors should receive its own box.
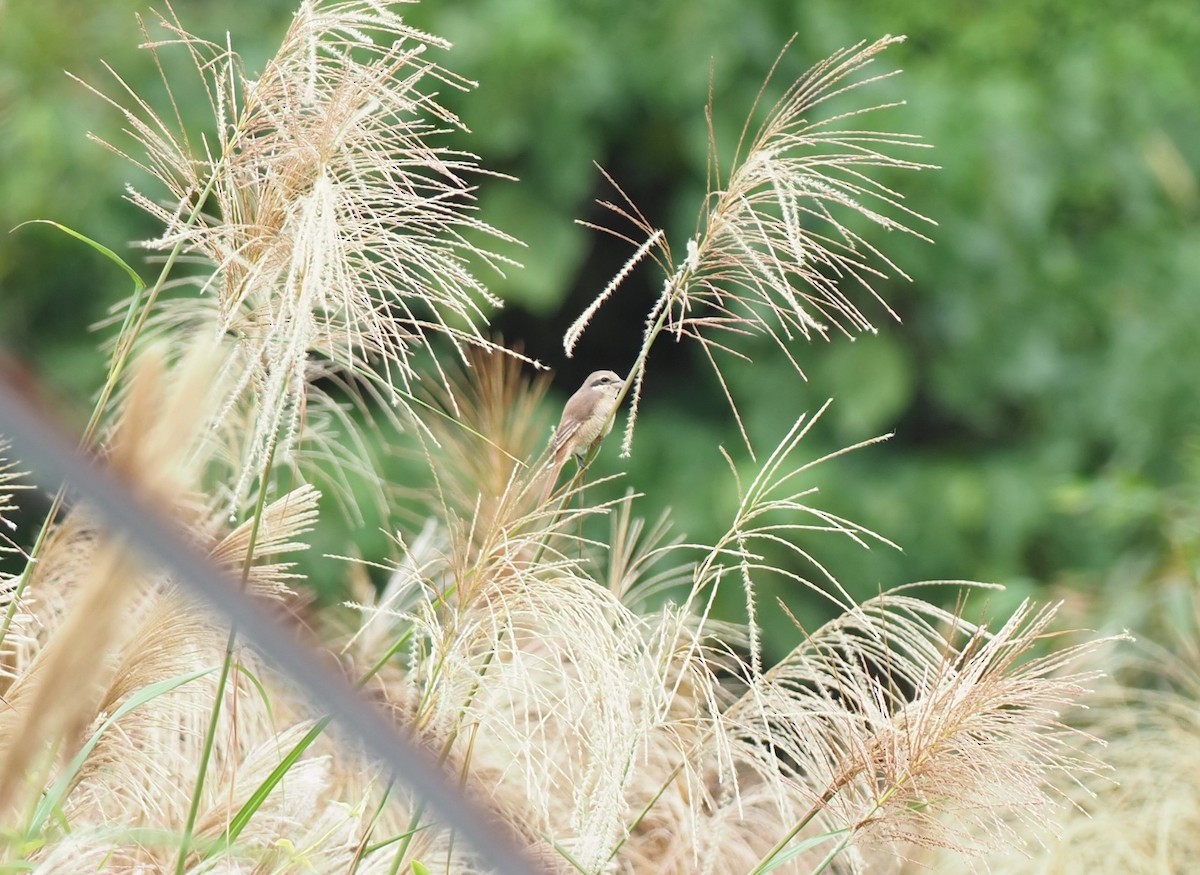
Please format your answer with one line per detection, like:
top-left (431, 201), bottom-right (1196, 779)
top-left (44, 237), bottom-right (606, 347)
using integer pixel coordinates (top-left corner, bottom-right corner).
top-left (584, 370), bottom-right (624, 399)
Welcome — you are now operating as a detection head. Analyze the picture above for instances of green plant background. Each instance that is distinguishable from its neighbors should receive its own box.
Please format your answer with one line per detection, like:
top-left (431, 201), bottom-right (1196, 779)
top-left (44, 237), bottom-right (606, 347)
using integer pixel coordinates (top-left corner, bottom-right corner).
top-left (3, 0), bottom-right (1198, 659)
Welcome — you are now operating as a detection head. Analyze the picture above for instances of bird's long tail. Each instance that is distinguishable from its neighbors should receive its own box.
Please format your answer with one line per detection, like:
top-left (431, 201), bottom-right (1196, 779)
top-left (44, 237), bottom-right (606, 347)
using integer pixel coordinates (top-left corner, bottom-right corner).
top-left (534, 453), bottom-right (568, 507)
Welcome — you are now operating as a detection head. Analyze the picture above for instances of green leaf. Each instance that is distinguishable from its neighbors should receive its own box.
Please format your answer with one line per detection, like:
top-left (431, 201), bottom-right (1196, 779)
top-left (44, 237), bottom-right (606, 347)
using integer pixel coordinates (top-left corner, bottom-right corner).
top-left (752, 828), bottom-right (849, 874)
top-left (14, 220), bottom-right (145, 294)
top-left (411, 862), bottom-right (430, 875)
top-left (27, 666), bottom-right (215, 838)
top-left (211, 715), bottom-right (334, 855)
top-left (362, 820), bottom-right (433, 856)
top-left (540, 832), bottom-right (589, 874)
top-left (234, 662), bottom-right (276, 728)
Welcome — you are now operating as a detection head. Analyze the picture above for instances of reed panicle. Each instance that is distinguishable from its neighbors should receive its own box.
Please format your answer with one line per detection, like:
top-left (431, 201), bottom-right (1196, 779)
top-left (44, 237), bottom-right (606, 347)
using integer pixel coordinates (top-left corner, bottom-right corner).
top-left (909, 611), bottom-right (1199, 875)
top-left (0, 448), bottom-right (28, 556)
top-left (79, 0), bottom-right (529, 514)
top-left (577, 36), bottom-right (935, 457)
top-left (0, 447), bottom-right (33, 675)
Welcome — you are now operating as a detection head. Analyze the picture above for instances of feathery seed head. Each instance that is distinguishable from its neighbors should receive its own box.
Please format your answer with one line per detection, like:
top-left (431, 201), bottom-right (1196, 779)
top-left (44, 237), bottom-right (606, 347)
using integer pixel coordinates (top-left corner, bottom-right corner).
top-left (84, 1), bottom-right (524, 510)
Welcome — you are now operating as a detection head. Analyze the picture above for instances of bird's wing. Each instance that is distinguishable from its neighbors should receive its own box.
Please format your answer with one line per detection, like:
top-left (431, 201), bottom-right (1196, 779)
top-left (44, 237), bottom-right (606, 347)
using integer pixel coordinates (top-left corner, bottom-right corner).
top-left (550, 389), bottom-right (597, 462)
top-left (550, 418), bottom-right (583, 459)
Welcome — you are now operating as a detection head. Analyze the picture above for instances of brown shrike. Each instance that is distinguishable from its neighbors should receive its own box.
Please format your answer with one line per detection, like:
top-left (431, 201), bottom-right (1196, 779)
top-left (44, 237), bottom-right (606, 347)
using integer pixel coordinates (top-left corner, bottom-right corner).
top-left (539, 369), bottom-right (624, 502)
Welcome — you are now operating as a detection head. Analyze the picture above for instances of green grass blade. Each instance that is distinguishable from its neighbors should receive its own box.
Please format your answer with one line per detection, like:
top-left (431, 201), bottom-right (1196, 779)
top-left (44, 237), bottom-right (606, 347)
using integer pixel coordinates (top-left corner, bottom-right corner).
top-left (362, 821), bottom-right (436, 857)
top-left (211, 628), bottom-right (412, 861)
top-left (233, 662), bottom-right (276, 728)
top-left (606, 761), bottom-right (683, 863)
top-left (541, 833), bottom-right (589, 874)
top-left (211, 715), bottom-right (334, 855)
top-left (14, 221), bottom-right (145, 293)
top-left (27, 666), bottom-right (215, 837)
top-left (751, 828), bottom-right (849, 874)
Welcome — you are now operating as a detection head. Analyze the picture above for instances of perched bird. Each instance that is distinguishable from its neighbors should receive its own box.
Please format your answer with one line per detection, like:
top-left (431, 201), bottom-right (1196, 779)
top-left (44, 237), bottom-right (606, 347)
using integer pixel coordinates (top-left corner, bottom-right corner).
top-left (539, 369), bottom-right (624, 502)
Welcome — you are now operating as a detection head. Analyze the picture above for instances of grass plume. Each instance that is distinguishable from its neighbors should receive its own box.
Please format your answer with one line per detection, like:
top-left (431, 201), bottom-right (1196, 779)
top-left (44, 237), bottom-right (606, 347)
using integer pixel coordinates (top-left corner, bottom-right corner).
top-left (79, 0), bottom-right (530, 514)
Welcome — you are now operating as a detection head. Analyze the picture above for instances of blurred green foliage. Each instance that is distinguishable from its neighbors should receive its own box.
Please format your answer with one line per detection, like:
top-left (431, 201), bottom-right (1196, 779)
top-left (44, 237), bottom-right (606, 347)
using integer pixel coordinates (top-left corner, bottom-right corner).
top-left (2, 0), bottom-right (1198, 657)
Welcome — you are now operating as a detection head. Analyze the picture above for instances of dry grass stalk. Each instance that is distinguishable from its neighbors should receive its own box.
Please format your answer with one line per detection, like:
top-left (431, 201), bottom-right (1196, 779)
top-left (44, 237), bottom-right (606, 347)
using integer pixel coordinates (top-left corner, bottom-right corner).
top-left (416, 345), bottom-right (552, 524)
top-left (0, 447), bottom-right (33, 679)
top-left (0, 346), bottom-right (208, 815)
top-left (574, 36), bottom-right (935, 457)
top-left (565, 591), bottom-right (1116, 875)
top-left (907, 618), bottom-right (1198, 875)
top-left (0, 446), bottom-right (28, 556)
top-left (726, 595), bottom-right (1113, 869)
top-left (0, 344), bottom-right (365, 871)
top-left (80, 0), bottom-right (532, 514)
